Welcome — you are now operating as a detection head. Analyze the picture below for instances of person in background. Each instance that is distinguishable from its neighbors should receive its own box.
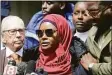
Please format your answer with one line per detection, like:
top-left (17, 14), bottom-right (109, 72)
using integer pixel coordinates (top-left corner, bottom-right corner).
top-left (1, 1), bottom-right (10, 20)
top-left (72, 2), bottom-right (93, 42)
top-left (0, 16), bottom-right (38, 74)
top-left (80, 1), bottom-right (112, 75)
top-left (70, 2), bottom-right (93, 75)
top-left (24, 1), bottom-right (75, 49)
top-left (35, 14), bottom-right (73, 75)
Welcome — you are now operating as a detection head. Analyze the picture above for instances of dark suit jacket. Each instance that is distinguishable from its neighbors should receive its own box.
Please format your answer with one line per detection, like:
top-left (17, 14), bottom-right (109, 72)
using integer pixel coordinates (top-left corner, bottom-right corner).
top-left (0, 46), bottom-right (39, 75)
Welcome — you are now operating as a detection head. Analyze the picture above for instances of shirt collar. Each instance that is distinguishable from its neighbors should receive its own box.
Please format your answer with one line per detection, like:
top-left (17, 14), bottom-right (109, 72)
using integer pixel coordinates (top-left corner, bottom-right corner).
top-left (6, 46), bottom-right (23, 58)
top-left (75, 30), bottom-right (89, 35)
top-left (74, 30), bottom-right (89, 42)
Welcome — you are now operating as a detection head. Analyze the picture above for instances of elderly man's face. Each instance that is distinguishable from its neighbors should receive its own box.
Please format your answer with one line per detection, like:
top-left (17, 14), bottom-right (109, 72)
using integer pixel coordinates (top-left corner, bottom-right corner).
top-left (2, 23), bottom-right (25, 52)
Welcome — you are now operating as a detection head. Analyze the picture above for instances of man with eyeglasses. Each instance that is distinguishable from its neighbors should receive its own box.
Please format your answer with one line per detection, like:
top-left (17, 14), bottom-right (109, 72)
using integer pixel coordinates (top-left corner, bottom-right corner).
top-left (0, 16), bottom-right (38, 74)
top-left (80, 1), bottom-right (112, 75)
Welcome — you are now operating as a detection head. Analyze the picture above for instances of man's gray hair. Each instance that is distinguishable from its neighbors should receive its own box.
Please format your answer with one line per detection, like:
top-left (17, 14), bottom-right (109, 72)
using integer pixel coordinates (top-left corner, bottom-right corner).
top-left (1, 15), bottom-right (25, 32)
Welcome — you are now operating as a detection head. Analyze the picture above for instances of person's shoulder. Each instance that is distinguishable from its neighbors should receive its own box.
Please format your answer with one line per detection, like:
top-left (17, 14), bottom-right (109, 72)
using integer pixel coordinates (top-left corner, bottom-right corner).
top-left (70, 36), bottom-right (87, 58)
top-left (26, 11), bottom-right (43, 29)
top-left (88, 26), bottom-right (98, 38)
top-left (23, 46), bottom-right (39, 62)
top-left (33, 11), bottom-right (43, 18)
top-left (23, 46), bottom-right (39, 55)
top-left (0, 46), bottom-right (6, 54)
top-left (25, 46), bottom-right (38, 51)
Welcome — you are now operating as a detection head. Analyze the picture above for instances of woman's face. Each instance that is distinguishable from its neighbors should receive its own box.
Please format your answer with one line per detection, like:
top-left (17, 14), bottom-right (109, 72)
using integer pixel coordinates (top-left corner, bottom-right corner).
top-left (37, 22), bottom-right (59, 51)
top-left (72, 2), bottom-right (92, 32)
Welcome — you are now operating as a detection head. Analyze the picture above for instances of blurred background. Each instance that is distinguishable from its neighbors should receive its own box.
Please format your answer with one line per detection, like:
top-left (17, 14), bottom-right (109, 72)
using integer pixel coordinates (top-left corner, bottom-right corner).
top-left (1, 1), bottom-right (42, 26)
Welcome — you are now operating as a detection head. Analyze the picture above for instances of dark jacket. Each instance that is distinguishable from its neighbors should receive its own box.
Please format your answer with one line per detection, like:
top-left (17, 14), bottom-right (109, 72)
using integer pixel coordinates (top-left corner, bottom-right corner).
top-left (70, 36), bottom-right (91, 75)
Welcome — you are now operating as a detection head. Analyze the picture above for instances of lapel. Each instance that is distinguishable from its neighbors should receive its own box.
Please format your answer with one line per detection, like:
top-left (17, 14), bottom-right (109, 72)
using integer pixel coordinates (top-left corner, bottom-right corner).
top-left (87, 26), bottom-right (101, 59)
top-left (88, 26), bottom-right (98, 41)
top-left (87, 37), bottom-right (101, 59)
top-left (22, 46), bottom-right (39, 62)
top-left (0, 48), bottom-right (8, 74)
top-left (100, 30), bottom-right (111, 50)
top-left (87, 26), bottom-right (111, 59)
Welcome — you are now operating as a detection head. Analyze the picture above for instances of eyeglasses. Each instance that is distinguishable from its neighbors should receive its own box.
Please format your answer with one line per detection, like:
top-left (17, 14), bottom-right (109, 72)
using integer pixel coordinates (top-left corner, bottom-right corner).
top-left (3, 29), bottom-right (25, 35)
top-left (36, 29), bottom-right (57, 38)
top-left (88, 5), bottom-right (112, 18)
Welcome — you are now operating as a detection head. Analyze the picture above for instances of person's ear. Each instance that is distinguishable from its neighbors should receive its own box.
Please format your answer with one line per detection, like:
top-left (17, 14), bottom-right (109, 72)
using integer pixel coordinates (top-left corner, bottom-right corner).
top-left (1, 34), bottom-right (7, 44)
top-left (2, 38), bottom-right (7, 44)
top-left (59, 2), bottom-right (66, 10)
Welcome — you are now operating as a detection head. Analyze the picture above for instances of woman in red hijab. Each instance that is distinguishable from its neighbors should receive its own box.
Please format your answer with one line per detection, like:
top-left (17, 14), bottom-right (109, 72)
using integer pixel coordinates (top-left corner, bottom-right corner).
top-left (36, 14), bottom-right (72, 75)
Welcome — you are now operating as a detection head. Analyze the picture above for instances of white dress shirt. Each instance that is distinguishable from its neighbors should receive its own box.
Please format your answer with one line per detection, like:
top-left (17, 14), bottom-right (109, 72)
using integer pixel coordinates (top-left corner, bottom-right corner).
top-left (6, 46), bottom-right (23, 61)
top-left (74, 30), bottom-right (89, 42)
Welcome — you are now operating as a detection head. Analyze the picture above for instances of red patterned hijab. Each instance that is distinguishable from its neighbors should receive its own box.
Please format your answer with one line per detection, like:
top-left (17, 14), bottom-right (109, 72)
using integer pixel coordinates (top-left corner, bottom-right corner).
top-left (36, 14), bottom-right (72, 75)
